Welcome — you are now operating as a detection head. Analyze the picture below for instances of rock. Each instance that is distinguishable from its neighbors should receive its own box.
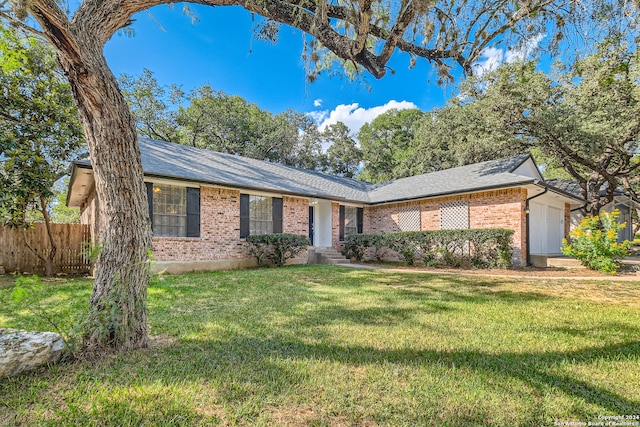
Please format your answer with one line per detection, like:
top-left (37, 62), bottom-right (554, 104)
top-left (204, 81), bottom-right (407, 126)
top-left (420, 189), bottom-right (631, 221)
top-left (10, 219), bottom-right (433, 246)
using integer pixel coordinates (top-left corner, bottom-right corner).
top-left (0, 265), bottom-right (5, 274)
top-left (0, 329), bottom-right (66, 377)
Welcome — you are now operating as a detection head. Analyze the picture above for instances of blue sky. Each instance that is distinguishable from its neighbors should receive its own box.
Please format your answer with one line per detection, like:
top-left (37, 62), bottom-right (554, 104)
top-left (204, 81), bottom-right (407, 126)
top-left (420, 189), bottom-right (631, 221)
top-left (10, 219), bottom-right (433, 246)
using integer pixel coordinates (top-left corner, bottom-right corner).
top-left (102, 4), bottom-right (523, 134)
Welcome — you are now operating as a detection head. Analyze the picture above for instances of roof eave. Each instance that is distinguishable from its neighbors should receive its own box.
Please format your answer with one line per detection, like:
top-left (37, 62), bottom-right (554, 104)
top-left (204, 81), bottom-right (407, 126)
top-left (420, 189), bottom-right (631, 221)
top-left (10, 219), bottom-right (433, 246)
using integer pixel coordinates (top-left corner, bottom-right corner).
top-left (369, 180), bottom-right (537, 206)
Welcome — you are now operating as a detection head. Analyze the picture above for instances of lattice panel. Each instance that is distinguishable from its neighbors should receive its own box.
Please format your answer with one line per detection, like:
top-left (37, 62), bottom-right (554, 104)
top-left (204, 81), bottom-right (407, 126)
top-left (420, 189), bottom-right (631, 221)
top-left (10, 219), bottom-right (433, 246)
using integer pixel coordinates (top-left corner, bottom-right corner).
top-left (398, 206), bottom-right (421, 231)
top-left (440, 200), bottom-right (469, 230)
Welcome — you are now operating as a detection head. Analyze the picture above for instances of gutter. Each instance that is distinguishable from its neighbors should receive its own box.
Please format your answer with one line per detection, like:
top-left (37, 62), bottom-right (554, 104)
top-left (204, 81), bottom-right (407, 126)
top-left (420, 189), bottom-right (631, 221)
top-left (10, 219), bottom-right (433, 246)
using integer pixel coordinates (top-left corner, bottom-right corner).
top-left (525, 182), bottom-right (548, 266)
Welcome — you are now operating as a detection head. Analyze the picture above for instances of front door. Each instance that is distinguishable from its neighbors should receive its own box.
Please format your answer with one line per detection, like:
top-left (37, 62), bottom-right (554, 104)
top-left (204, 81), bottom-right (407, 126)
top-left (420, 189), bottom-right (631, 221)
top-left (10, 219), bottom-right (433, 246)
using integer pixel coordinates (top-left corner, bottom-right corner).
top-left (308, 206), bottom-right (315, 245)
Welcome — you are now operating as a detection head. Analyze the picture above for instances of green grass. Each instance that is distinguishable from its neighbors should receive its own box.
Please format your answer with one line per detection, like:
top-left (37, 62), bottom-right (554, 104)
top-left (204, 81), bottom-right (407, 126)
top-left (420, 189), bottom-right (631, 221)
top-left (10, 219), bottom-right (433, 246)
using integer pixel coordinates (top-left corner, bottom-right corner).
top-left (1, 266), bottom-right (639, 426)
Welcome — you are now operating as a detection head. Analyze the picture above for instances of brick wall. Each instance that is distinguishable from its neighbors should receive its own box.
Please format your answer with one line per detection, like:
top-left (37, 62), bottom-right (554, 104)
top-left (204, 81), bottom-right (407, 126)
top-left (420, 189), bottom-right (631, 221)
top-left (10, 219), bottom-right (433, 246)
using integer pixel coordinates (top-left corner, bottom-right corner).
top-left (79, 181), bottom-right (530, 266)
top-left (151, 188), bottom-right (310, 263)
top-left (284, 196), bottom-right (310, 236)
top-left (152, 187), bottom-right (247, 261)
top-left (367, 188), bottom-right (528, 265)
top-left (331, 202), bottom-right (341, 252)
top-left (80, 187), bottom-right (101, 244)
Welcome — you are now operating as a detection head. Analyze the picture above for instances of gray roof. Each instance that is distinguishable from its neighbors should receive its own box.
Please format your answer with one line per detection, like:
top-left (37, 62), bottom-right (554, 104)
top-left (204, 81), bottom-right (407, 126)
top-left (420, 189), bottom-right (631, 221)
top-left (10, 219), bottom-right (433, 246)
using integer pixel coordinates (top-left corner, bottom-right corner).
top-left (74, 138), bottom-right (547, 205)
top-left (545, 179), bottom-right (583, 198)
top-left (140, 137), bottom-right (373, 202)
top-left (546, 178), bottom-right (631, 200)
top-left (368, 154), bottom-right (534, 203)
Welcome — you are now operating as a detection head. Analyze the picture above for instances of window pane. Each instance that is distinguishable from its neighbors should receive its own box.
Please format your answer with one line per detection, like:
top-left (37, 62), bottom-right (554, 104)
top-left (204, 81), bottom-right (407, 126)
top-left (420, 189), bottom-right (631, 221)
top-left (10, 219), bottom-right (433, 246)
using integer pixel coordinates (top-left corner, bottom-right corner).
top-left (344, 207), bottom-right (358, 238)
top-left (152, 184), bottom-right (187, 237)
top-left (249, 195), bottom-right (273, 235)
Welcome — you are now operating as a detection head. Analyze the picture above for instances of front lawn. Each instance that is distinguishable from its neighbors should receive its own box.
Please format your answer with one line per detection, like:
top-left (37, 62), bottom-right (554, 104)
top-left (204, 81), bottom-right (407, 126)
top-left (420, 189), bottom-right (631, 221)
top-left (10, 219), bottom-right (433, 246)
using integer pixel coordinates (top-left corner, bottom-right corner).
top-left (1, 266), bottom-right (639, 426)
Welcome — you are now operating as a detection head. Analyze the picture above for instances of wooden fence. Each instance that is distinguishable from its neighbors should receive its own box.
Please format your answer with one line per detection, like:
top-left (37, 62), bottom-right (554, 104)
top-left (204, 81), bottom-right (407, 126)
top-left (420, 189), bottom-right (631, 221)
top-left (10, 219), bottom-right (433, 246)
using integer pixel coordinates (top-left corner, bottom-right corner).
top-left (0, 223), bottom-right (92, 275)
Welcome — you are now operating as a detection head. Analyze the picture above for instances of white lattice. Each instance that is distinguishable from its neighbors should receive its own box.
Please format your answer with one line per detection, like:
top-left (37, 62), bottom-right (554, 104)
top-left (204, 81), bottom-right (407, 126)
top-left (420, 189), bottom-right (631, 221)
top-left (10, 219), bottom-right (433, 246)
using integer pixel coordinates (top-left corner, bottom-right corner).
top-left (398, 206), bottom-right (421, 231)
top-left (440, 200), bottom-right (469, 229)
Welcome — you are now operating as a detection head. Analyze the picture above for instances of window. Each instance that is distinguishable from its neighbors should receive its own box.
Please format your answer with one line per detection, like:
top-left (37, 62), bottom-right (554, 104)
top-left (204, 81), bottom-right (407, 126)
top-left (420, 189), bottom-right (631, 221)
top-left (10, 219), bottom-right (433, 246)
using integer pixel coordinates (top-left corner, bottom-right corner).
top-left (250, 195), bottom-right (273, 235)
top-left (240, 194), bottom-right (283, 238)
top-left (339, 205), bottom-right (363, 241)
top-left (146, 183), bottom-right (200, 237)
top-left (440, 200), bottom-right (469, 229)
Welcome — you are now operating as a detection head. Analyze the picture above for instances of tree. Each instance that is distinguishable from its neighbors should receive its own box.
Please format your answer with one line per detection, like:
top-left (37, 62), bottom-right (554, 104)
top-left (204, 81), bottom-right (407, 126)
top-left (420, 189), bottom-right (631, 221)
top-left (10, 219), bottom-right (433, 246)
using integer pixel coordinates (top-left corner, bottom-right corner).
top-left (119, 68), bottom-right (183, 142)
top-left (324, 122), bottom-right (361, 178)
top-left (0, 22), bottom-right (84, 276)
top-left (1, 0), bottom-right (619, 351)
top-left (358, 108), bottom-right (424, 183)
top-left (427, 40), bottom-right (640, 214)
top-left (404, 100), bottom-right (525, 176)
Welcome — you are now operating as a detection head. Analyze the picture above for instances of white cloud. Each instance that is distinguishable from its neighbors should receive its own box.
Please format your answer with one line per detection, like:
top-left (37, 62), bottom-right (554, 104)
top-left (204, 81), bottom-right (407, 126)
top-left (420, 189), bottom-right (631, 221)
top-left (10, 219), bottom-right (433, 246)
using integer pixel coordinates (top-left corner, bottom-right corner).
top-left (472, 34), bottom-right (545, 76)
top-left (315, 100), bottom-right (419, 135)
top-left (313, 99), bottom-right (323, 107)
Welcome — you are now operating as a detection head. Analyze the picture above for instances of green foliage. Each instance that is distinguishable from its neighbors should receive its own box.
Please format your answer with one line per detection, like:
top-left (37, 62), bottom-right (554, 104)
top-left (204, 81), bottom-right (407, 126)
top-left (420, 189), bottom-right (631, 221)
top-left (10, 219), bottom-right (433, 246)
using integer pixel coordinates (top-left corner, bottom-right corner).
top-left (323, 122), bottom-right (361, 178)
top-left (562, 210), bottom-right (631, 274)
top-left (246, 233), bottom-right (310, 267)
top-left (118, 68), bottom-right (182, 142)
top-left (419, 39), bottom-right (640, 213)
top-left (120, 71), bottom-right (328, 171)
top-left (357, 108), bottom-right (424, 183)
top-left (0, 23), bottom-right (84, 228)
top-left (345, 229), bottom-right (514, 268)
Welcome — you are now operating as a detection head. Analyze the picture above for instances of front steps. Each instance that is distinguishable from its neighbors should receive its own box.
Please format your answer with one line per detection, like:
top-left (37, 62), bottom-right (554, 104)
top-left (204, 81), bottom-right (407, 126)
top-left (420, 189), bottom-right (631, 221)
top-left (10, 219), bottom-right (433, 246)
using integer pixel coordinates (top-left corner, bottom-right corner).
top-left (308, 247), bottom-right (351, 265)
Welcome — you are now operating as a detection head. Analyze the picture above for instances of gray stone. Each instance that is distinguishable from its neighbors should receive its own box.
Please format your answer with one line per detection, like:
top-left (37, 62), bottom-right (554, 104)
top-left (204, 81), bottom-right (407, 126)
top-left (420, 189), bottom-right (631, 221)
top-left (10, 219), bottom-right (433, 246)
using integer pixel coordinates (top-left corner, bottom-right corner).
top-left (0, 329), bottom-right (66, 377)
top-left (0, 265), bottom-right (5, 274)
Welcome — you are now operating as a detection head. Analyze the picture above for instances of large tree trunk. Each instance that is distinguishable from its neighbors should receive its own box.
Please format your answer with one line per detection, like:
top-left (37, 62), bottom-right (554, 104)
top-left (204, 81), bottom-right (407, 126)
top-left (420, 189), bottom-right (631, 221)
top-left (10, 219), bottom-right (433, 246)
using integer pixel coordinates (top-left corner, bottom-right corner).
top-left (33, 13), bottom-right (153, 350)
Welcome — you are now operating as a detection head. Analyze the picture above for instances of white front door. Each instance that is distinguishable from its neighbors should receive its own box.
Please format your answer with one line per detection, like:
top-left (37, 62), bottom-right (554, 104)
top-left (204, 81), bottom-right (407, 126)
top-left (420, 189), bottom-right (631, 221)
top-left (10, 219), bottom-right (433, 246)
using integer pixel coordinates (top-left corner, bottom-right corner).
top-left (314, 200), bottom-right (333, 247)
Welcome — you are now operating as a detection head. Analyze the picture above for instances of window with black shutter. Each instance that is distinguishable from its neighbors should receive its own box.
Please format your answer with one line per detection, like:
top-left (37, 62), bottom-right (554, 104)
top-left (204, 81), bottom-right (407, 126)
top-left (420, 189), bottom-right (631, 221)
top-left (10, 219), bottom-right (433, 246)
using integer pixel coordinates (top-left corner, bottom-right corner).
top-left (240, 194), bottom-right (283, 237)
top-left (340, 205), bottom-right (363, 240)
top-left (147, 183), bottom-right (200, 237)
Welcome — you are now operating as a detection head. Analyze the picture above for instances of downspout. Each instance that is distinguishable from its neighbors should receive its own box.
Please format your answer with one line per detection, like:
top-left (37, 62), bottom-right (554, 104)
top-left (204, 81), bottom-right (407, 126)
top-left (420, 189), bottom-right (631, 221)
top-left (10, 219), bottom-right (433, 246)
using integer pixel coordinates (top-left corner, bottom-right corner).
top-left (525, 182), bottom-right (548, 266)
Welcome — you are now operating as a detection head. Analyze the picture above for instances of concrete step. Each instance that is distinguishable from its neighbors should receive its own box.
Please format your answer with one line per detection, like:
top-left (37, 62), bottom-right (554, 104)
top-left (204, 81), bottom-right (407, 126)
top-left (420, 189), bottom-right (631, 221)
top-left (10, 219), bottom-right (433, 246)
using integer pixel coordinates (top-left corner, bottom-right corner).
top-left (309, 248), bottom-right (351, 265)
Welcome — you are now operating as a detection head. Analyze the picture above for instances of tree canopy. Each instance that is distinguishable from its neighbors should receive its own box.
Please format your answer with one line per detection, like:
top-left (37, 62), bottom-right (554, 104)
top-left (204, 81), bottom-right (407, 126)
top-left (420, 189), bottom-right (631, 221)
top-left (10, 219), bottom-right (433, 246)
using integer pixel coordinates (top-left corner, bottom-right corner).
top-left (0, 22), bottom-right (84, 275)
top-left (412, 39), bottom-right (640, 213)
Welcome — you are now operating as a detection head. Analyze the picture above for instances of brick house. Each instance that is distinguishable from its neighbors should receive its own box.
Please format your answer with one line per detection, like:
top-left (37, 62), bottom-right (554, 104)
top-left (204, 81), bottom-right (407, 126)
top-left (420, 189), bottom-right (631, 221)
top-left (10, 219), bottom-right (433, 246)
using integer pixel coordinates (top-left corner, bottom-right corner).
top-left (67, 137), bottom-right (584, 272)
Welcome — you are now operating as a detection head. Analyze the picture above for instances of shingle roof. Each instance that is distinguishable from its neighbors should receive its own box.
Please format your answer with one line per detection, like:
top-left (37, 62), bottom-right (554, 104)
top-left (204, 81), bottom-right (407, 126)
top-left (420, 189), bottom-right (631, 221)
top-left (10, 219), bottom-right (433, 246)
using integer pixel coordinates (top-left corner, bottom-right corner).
top-left (74, 138), bottom-right (548, 205)
top-left (546, 178), bottom-right (630, 200)
top-left (137, 137), bottom-right (373, 202)
top-left (367, 154), bottom-right (535, 203)
top-left (545, 179), bottom-right (582, 198)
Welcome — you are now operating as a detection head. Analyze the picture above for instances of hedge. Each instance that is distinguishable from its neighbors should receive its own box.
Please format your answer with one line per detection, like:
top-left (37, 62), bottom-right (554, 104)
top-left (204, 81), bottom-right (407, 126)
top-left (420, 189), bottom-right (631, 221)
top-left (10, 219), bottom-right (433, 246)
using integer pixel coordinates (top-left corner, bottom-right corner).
top-left (343, 229), bottom-right (514, 268)
top-left (246, 233), bottom-right (310, 267)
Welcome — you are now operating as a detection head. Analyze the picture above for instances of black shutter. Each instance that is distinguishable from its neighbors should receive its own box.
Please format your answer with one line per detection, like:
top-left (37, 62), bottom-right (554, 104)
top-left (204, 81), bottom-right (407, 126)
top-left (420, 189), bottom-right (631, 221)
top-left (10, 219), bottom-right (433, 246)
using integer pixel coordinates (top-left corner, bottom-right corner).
top-left (240, 194), bottom-right (250, 238)
top-left (145, 182), bottom-right (154, 230)
top-left (272, 198), bottom-right (283, 233)
top-left (339, 205), bottom-right (345, 241)
top-left (356, 207), bottom-right (364, 234)
top-left (186, 187), bottom-right (200, 238)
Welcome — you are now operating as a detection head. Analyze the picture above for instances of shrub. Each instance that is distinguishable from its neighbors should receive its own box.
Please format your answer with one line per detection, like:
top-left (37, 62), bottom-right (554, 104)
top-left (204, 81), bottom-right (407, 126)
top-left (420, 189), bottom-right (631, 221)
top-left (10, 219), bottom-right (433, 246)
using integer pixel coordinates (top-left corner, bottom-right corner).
top-left (344, 233), bottom-right (391, 262)
top-left (561, 210), bottom-right (630, 274)
top-left (344, 229), bottom-right (513, 268)
top-left (386, 232), bottom-right (426, 266)
top-left (343, 234), bottom-right (371, 262)
top-left (246, 234), bottom-right (310, 267)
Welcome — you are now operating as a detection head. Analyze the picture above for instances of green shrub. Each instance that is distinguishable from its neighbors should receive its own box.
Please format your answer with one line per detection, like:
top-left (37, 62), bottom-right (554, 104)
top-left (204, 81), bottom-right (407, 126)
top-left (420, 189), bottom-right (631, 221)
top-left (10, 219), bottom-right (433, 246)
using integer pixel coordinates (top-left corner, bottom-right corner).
top-left (386, 232), bottom-right (426, 266)
top-left (344, 229), bottom-right (513, 268)
top-left (343, 234), bottom-right (371, 262)
top-left (561, 210), bottom-right (630, 274)
top-left (246, 233), bottom-right (310, 267)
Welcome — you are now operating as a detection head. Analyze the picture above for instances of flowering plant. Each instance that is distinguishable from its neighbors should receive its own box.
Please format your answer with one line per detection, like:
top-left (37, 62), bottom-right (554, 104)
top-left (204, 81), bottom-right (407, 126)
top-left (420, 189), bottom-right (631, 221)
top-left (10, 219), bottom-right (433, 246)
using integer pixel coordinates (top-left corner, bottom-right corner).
top-left (561, 210), bottom-right (630, 274)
